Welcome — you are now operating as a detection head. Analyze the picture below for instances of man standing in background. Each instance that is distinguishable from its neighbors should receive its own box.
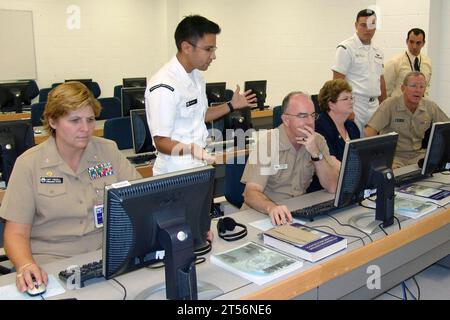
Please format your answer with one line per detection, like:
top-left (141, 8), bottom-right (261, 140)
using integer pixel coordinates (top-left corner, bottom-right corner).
top-left (332, 9), bottom-right (386, 134)
top-left (384, 28), bottom-right (432, 98)
top-left (145, 15), bottom-right (255, 175)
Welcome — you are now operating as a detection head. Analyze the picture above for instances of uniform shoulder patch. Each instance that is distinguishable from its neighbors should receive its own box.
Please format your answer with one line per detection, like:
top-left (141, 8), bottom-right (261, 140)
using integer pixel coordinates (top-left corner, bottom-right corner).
top-left (149, 84), bottom-right (175, 92)
top-left (336, 45), bottom-right (347, 50)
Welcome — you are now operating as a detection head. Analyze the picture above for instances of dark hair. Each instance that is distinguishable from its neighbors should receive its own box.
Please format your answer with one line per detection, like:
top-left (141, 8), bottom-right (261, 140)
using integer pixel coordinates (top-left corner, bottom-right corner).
top-left (407, 28), bottom-right (426, 42)
top-left (356, 9), bottom-right (376, 22)
top-left (174, 15), bottom-right (221, 51)
top-left (318, 79), bottom-right (353, 113)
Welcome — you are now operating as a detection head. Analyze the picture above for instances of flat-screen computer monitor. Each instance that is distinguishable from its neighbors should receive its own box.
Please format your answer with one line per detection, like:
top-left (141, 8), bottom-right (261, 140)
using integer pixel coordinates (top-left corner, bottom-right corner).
top-left (102, 165), bottom-right (216, 300)
top-left (123, 77), bottom-right (147, 88)
top-left (421, 121), bottom-right (450, 176)
top-left (0, 119), bottom-right (35, 186)
top-left (223, 108), bottom-right (253, 135)
top-left (121, 87), bottom-right (145, 117)
top-left (206, 82), bottom-right (226, 105)
top-left (130, 109), bottom-right (156, 154)
top-left (0, 82), bottom-right (32, 113)
top-left (334, 132), bottom-right (398, 234)
top-left (244, 80), bottom-right (267, 110)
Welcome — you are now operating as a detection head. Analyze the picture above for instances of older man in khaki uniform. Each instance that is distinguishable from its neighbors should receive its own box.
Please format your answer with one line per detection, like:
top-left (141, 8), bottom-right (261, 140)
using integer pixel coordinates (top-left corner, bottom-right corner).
top-left (365, 71), bottom-right (448, 168)
top-left (241, 92), bottom-right (340, 226)
top-left (0, 136), bottom-right (141, 264)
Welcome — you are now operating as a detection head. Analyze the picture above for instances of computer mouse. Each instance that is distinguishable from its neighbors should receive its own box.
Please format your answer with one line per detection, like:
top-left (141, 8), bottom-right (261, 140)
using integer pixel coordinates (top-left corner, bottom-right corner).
top-left (26, 277), bottom-right (47, 297)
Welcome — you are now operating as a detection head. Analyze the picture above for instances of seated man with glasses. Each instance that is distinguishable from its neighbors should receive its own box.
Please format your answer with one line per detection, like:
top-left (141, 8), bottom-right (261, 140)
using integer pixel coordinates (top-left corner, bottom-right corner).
top-left (241, 92), bottom-right (340, 226)
top-left (365, 71), bottom-right (449, 168)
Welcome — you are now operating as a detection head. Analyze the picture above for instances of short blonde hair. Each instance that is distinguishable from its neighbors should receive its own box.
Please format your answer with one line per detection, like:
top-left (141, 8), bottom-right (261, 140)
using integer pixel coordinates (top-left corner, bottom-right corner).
top-left (43, 82), bottom-right (101, 136)
top-left (318, 79), bottom-right (353, 112)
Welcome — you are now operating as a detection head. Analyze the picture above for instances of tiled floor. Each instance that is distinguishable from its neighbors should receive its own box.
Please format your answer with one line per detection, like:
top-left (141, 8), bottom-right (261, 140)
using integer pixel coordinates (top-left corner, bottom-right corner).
top-left (376, 263), bottom-right (450, 300)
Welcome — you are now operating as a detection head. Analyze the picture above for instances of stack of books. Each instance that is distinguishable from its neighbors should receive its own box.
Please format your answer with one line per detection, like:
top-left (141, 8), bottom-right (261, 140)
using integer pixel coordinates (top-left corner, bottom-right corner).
top-left (396, 184), bottom-right (450, 206)
top-left (394, 196), bottom-right (438, 219)
top-left (263, 223), bottom-right (347, 262)
top-left (210, 242), bottom-right (303, 285)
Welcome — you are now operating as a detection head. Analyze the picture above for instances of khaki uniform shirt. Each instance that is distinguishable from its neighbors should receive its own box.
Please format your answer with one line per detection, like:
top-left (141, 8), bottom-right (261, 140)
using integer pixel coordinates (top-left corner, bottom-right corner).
top-left (384, 51), bottom-right (432, 98)
top-left (0, 136), bottom-right (141, 259)
top-left (367, 96), bottom-right (449, 167)
top-left (241, 124), bottom-right (333, 203)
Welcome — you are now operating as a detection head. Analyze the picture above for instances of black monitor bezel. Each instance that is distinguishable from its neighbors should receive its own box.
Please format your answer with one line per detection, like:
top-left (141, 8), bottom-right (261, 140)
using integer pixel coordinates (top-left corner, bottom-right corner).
top-left (421, 121), bottom-right (450, 176)
top-left (121, 87), bottom-right (146, 117)
top-left (122, 77), bottom-right (147, 88)
top-left (130, 109), bottom-right (156, 154)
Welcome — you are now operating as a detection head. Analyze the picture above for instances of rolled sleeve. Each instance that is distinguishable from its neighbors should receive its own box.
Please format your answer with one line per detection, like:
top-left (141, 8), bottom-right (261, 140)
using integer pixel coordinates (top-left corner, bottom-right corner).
top-left (145, 85), bottom-right (177, 139)
top-left (0, 158), bottom-right (35, 224)
top-left (367, 103), bottom-right (391, 132)
top-left (332, 47), bottom-right (351, 75)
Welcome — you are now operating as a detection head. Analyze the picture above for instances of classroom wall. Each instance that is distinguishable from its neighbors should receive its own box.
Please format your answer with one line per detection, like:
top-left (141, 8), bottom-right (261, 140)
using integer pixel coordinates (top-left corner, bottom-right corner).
top-left (0, 0), bottom-right (168, 98)
top-left (0, 0), bottom-right (444, 110)
top-left (429, 0), bottom-right (450, 115)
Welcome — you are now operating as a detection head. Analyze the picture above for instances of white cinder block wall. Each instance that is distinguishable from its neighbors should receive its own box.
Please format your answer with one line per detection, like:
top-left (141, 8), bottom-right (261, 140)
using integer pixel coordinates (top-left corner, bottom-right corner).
top-left (0, 0), bottom-right (446, 109)
top-left (0, 0), bottom-right (169, 97)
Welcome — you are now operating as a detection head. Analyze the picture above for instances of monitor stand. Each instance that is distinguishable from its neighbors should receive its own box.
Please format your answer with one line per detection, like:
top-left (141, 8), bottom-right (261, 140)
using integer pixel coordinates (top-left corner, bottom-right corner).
top-left (348, 212), bottom-right (383, 235)
top-left (134, 280), bottom-right (224, 300)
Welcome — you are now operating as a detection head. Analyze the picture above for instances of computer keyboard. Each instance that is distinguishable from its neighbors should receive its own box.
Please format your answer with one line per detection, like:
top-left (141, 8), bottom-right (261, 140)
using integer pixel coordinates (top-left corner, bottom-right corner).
top-left (395, 169), bottom-right (423, 186)
top-left (291, 199), bottom-right (337, 221)
top-left (58, 260), bottom-right (103, 288)
top-left (127, 152), bottom-right (157, 165)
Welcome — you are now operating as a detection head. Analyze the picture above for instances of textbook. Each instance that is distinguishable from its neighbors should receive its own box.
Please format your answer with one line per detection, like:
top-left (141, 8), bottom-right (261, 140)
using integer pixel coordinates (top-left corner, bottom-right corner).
top-left (394, 196), bottom-right (438, 219)
top-left (396, 184), bottom-right (450, 206)
top-left (210, 242), bottom-right (303, 285)
top-left (263, 223), bottom-right (347, 262)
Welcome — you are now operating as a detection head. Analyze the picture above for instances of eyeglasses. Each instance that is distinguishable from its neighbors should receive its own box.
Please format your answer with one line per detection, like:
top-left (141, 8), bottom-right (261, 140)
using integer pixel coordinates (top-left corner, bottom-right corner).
top-left (284, 112), bottom-right (319, 120)
top-left (336, 95), bottom-right (354, 102)
top-left (406, 83), bottom-right (426, 89)
top-left (188, 41), bottom-right (217, 54)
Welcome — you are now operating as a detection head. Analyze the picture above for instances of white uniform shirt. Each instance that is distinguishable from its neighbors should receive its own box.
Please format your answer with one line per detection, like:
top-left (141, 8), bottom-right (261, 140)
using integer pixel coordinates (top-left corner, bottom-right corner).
top-left (384, 51), bottom-right (432, 97)
top-left (145, 56), bottom-right (209, 175)
top-left (332, 33), bottom-right (384, 98)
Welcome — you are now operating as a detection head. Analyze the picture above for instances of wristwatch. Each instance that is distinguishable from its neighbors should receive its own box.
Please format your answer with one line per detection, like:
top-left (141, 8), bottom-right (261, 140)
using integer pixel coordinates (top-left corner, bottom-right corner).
top-left (227, 101), bottom-right (235, 112)
top-left (311, 152), bottom-right (324, 162)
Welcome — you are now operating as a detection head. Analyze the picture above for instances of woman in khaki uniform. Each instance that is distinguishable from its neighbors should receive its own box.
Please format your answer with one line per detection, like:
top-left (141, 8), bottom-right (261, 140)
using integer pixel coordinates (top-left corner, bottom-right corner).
top-left (0, 82), bottom-right (141, 293)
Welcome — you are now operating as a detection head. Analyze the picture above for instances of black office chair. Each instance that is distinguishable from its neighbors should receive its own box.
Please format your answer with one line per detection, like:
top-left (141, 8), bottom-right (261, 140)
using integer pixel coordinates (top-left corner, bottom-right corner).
top-left (97, 97), bottom-right (121, 120)
top-left (272, 105), bottom-right (282, 128)
top-left (113, 85), bottom-right (123, 101)
top-left (311, 94), bottom-right (321, 114)
top-left (30, 102), bottom-right (46, 127)
top-left (25, 80), bottom-right (39, 101)
top-left (224, 154), bottom-right (249, 209)
top-left (0, 219), bottom-right (12, 275)
top-left (103, 117), bottom-right (133, 150)
top-left (38, 88), bottom-right (52, 103)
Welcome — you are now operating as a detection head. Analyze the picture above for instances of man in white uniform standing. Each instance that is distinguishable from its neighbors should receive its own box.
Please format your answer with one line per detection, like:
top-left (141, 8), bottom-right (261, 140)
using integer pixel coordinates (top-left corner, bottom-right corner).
top-left (146, 15), bottom-right (255, 175)
top-left (332, 9), bottom-right (386, 134)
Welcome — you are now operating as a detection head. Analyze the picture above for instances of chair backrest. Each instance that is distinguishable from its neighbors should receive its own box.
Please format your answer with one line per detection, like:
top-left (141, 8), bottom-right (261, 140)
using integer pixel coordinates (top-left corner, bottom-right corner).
top-left (38, 87), bottom-right (52, 103)
top-left (311, 94), bottom-right (321, 114)
top-left (224, 154), bottom-right (249, 209)
top-left (113, 85), bottom-right (123, 101)
top-left (273, 105), bottom-right (282, 128)
top-left (103, 117), bottom-right (133, 150)
top-left (97, 97), bottom-right (121, 120)
top-left (30, 102), bottom-right (46, 127)
top-left (225, 89), bottom-right (233, 101)
top-left (25, 80), bottom-right (39, 100)
top-left (52, 81), bottom-right (101, 98)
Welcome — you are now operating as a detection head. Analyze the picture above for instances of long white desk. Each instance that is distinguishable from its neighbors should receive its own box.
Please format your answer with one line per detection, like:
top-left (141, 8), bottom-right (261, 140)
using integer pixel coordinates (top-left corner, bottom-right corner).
top-left (1, 168), bottom-right (450, 300)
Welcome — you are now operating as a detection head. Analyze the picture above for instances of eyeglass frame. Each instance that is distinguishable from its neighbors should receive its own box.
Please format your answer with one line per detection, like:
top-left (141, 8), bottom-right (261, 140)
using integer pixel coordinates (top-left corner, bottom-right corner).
top-left (335, 95), bottom-right (355, 102)
top-left (187, 41), bottom-right (217, 54)
top-left (405, 83), bottom-right (426, 90)
top-left (283, 111), bottom-right (319, 120)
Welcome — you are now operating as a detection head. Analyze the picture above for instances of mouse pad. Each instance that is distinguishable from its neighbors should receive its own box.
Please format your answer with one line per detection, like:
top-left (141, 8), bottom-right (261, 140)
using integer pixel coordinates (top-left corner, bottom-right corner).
top-left (0, 274), bottom-right (65, 300)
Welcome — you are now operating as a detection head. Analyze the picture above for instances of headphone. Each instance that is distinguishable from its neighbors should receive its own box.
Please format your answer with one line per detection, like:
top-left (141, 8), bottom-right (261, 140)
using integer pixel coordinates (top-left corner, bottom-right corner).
top-left (217, 217), bottom-right (247, 242)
